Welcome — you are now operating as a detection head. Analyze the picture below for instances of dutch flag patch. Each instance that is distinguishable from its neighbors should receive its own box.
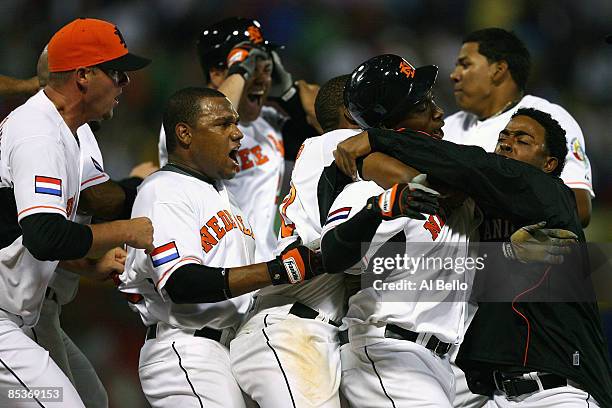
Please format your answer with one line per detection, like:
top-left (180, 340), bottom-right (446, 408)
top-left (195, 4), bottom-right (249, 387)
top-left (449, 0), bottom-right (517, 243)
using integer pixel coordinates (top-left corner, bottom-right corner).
top-left (34, 176), bottom-right (62, 196)
top-left (150, 242), bottom-right (180, 267)
top-left (325, 207), bottom-right (351, 225)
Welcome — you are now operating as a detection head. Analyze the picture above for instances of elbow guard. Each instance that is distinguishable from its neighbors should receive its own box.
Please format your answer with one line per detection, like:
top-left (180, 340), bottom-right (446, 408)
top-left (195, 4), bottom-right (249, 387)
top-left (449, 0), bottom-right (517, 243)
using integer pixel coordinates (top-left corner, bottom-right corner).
top-left (20, 213), bottom-right (92, 261)
top-left (164, 264), bottom-right (230, 304)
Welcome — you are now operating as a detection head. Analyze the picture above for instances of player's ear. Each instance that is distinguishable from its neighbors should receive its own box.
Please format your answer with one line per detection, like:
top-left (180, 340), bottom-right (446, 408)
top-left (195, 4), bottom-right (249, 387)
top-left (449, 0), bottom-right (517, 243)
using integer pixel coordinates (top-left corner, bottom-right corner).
top-left (175, 123), bottom-right (192, 148)
top-left (542, 155), bottom-right (558, 174)
top-left (75, 67), bottom-right (90, 92)
top-left (491, 60), bottom-right (509, 85)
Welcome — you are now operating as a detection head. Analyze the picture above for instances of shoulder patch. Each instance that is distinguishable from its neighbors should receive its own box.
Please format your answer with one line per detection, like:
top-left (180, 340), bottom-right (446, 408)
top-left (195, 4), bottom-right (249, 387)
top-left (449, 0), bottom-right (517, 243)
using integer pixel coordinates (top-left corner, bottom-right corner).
top-left (91, 157), bottom-right (104, 172)
top-left (325, 207), bottom-right (351, 224)
top-left (34, 176), bottom-right (62, 196)
top-left (570, 138), bottom-right (585, 162)
top-left (150, 242), bottom-right (180, 267)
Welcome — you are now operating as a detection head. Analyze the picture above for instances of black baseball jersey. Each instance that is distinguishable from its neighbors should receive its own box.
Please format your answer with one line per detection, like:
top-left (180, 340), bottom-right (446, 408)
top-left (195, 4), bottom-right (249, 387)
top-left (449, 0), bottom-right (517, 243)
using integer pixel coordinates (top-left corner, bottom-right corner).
top-left (368, 128), bottom-right (612, 407)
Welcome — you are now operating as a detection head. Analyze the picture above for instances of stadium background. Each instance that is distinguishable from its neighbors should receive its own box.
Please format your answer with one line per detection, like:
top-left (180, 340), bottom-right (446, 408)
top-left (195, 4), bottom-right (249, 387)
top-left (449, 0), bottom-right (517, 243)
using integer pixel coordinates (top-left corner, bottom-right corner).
top-left (1, 0), bottom-right (611, 406)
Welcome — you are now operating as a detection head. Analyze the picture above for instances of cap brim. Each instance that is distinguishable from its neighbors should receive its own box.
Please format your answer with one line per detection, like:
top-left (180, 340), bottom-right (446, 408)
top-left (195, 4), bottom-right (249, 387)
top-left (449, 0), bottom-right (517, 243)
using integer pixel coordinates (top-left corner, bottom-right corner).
top-left (411, 65), bottom-right (438, 103)
top-left (98, 52), bottom-right (151, 71)
top-left (606, 34), bottom-right (612, 44)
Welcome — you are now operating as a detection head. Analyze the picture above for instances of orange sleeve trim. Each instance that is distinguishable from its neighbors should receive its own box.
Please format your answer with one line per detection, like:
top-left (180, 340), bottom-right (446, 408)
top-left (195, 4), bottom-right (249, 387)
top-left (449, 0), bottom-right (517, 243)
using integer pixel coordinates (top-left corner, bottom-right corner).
top-left (155, 256), bottom-right (202, 288)
top-left (81, 174), bottom-right (108, 186)
top-left (18, 205), bottom-right (67, 217)
top-left (564, 181), bottom-right (592, 188)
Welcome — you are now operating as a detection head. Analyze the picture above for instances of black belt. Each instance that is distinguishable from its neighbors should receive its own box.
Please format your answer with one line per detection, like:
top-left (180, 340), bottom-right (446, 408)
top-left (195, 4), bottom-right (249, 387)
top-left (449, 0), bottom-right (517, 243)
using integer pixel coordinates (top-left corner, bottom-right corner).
top-left (288, 302), bottom-right (340, 327)
top-left (146, 323), bottom-right (222, 342)
top-left (45, 287), bottom-right (58, 303)
top-left (493, 371), bottom-right (568, 398)
top-left (339, 324), bottom-right (452, 357)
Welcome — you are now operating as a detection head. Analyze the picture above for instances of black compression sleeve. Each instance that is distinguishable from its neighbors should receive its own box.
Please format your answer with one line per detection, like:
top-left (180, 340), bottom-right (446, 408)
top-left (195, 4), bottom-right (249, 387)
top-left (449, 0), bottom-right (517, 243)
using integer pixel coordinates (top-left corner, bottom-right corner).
top-left (117, 176), bottom-right (143, 219)
top-left (321, 203), bottom-right (382, 273)
top-left (20, 213), bottom-right (92, 261)
top-left (164, 263), bottom-right (230, 304)
top-left (271, 88), bottom-right (319, 160)
top-left (368, 128), bottom-right (570, 224)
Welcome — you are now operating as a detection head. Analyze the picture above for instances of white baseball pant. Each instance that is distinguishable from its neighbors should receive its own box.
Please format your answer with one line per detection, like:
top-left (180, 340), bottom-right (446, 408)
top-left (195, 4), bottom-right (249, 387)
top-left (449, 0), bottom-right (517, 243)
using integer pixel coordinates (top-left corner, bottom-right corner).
top-left (230, 302), bottom-right (342, 408)
top-left (0, 316), bottom-right (85, 407)
top-left (138, 322), bottom-right (246, 408)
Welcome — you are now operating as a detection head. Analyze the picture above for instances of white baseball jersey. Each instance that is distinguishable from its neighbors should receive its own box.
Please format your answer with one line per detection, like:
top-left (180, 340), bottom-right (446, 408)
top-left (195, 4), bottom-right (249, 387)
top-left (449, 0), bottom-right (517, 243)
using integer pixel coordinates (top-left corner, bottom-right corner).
top-left (159, 106), bottom-right (286, 263)
top-left (443, 94), bottom-right (594, 196)
top-left (258, 128), bottom-right (361, 322)
top-left (322, 181), bottom-right (480, 344)
top-left (50, 124), bottom-right (110, 306)
top-left (119, 168), bottom-right (255, 331)
top-left (0, 90), bottom-right (83, 327)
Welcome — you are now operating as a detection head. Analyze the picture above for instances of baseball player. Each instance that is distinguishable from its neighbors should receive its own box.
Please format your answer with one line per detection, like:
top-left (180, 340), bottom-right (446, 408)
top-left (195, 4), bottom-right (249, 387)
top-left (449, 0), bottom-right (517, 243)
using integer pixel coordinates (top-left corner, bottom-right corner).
top-left (25, 47), bottom-right (156, 408)
top-left (441, 27), bottom-right (597, 408)
top-left (158, 17), bottom-right (320, 262)
top-left (229, 54), bottom-right (447, 407)
top-left (318, 54), bottom-right (481, 408)
top-left (0, 18), bottom-right (153, 407)
top-left (119, 87), bottom-right (322, 408)
top-left (332, 109), bottom-right (612, 407)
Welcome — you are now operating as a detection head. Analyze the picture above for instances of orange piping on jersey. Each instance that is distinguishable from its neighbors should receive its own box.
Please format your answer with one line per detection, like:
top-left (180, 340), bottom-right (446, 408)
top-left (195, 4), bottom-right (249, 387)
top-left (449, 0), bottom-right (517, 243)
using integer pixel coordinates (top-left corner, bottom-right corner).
top-left (511, 266), bottom-right (551, 366)
top-left (564, 182), bottom-right (592, 188)
top-left (155, 256), bottom-right (202, 289)
top-left (81, 174), bottom-right (107, 186)
top-left (279, 184), bottom-right (297, 238)
top-left (18, 205), bottom-right (66, 217)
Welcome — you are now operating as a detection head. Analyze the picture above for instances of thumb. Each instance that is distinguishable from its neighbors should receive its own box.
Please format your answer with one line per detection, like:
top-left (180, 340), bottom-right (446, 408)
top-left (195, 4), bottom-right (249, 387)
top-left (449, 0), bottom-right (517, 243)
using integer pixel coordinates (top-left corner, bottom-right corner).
top-left (521, 221), bottom-right (547, 234)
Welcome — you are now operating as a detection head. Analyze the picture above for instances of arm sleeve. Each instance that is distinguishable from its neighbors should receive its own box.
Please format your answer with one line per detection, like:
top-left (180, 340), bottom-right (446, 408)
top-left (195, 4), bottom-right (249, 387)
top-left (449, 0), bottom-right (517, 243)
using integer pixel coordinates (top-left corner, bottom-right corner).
top-left (321, 205), bottom-right (382, 273)
top-left (146, 201), bottom-right (205, 300)
top-left (368, 128), bottom-right (569, 224)
top-left (164, 263), bottom-right (229, 304)
top-left (10, 136), bottom-right (72, 221)
top-left (20, 213), bottom-right (92, 260)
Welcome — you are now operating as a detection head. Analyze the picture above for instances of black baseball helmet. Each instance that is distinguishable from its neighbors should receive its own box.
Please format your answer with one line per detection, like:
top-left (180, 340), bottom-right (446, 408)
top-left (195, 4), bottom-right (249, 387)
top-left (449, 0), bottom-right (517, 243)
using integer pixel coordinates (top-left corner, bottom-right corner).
top-left (344, 54), bottom-right (438, 129)
top-left (196, 17), bottom-right (277, 78)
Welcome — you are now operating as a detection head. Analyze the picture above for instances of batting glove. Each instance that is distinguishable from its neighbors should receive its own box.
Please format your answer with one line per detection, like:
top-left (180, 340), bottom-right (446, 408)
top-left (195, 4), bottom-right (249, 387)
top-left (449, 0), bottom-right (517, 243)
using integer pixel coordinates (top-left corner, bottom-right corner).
top-left (268, 49), bottom-right (294, 99)
top-left (367, 183), bottom-right (440, 221)
top-left (266, 240), bottom-right (324, 285)
top-left (226, 42), bottom-right (269, 81)
top-left (503, 221), bottom-right (578, 264)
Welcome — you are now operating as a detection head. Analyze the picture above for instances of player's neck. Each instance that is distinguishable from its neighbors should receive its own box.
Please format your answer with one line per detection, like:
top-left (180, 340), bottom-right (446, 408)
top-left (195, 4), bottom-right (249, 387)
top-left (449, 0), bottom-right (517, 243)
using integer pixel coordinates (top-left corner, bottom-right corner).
top-left (476, 87), bottom-right (523, 121)
top-left (44, 86), bottom-right (87, 135)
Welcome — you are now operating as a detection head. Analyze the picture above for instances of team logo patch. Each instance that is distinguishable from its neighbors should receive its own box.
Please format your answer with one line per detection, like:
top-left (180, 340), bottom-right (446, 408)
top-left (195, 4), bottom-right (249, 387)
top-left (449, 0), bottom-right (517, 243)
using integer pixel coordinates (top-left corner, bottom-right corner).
top-left (150, 242), bottom-right (180, 267)
top-left (325, 207), bottom-right (351, 224)
top-left (34, 176), bottom-right (62, 196)
top-left (570, 138), bottom-right (585, 162)
top-left (91, 157), bottom-right (104, 172)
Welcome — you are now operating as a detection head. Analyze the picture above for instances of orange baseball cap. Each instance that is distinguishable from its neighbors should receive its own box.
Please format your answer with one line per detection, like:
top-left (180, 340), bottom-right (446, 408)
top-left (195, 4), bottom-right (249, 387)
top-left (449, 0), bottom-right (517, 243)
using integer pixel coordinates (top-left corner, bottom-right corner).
top-left (48, 18), bottom-right (150, 73)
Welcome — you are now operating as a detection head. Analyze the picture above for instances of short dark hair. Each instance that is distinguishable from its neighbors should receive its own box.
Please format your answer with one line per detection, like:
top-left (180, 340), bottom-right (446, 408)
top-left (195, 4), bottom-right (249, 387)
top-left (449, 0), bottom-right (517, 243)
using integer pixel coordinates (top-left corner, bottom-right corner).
top-left (315, 74), bottom-right (351, 133)
top-left (512, 108), bottom-right (567, 177)
top-left (463, 28), bottom-right (531, 91)
top-left (163, 87), bottom-right (226, 154)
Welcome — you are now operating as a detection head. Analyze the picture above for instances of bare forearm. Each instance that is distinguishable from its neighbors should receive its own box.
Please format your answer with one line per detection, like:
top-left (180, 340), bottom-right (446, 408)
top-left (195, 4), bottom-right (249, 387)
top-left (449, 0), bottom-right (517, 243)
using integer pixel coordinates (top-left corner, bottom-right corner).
top-left (87, 221), bottom-right (133, 257)
top-left (362, 153), bottom-right (420, 189)
top-left (0, 75), bottom-right (39, 97)
top-left (227, 263), bottom-right (274, 297)
top-left (218, 74), bottom-right (246, 108)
